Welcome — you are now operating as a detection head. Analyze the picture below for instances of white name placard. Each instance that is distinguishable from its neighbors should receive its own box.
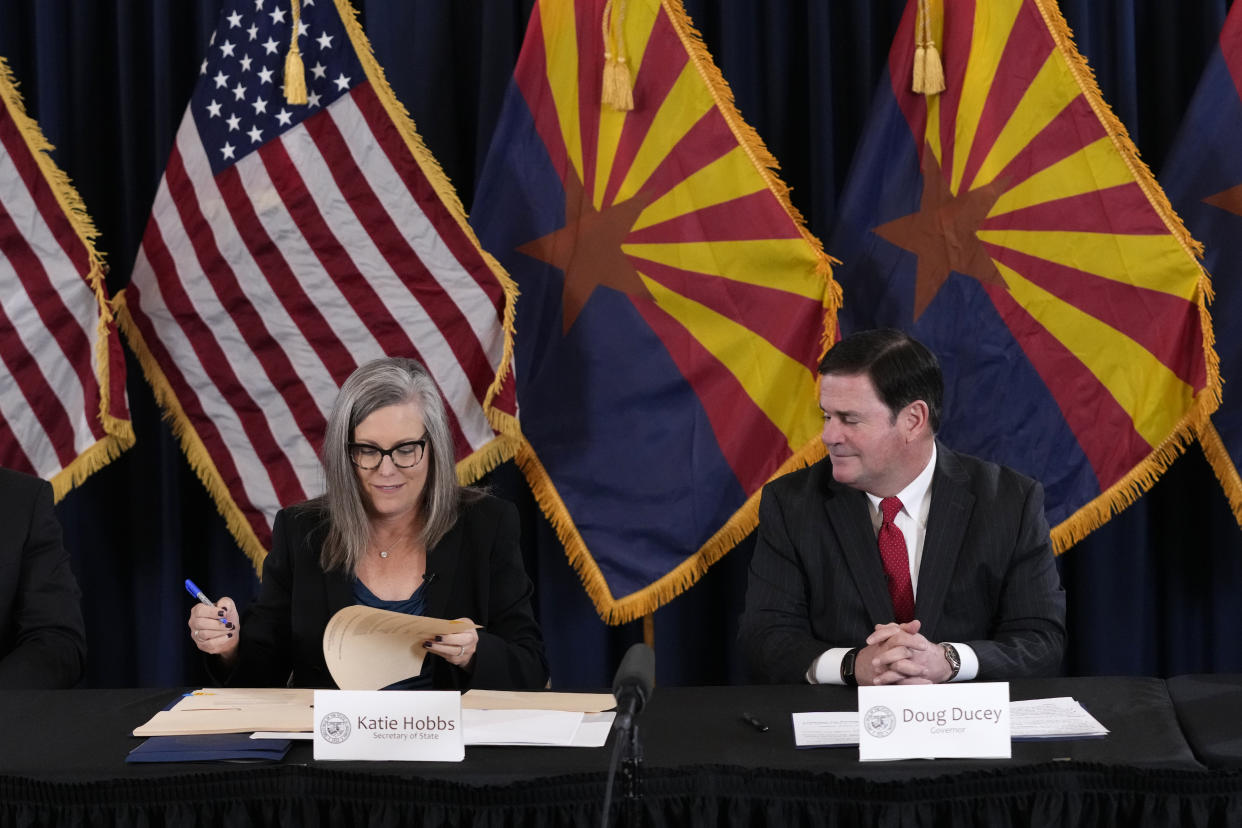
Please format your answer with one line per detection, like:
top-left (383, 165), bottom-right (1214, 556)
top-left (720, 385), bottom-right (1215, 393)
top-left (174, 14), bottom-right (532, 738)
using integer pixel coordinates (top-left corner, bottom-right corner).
top-left (313, 690), bottom-right (464, 761)
top-left (857, 682), bottom-right (1010, 761)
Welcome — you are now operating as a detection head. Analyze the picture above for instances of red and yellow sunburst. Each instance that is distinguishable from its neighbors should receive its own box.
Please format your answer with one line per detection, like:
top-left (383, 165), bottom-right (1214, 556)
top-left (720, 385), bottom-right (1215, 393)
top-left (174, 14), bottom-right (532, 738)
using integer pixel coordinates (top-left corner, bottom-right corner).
top-left (516, 0), bottom-right (839, 515)
top-left (878, 0), bottom-right (1217, 549)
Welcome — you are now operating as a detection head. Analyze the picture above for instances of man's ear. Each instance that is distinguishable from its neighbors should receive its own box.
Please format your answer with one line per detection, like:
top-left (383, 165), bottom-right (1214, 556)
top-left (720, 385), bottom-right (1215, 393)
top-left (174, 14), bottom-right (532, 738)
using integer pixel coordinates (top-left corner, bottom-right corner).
top-left (901, 400), bottom-right (931, 439)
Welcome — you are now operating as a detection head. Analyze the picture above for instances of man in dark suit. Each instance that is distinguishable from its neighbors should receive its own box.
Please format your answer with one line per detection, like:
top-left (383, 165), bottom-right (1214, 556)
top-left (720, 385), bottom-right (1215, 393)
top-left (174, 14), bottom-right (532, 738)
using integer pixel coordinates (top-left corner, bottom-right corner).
top-left (0, 467), bottom-right (87, 688)
top-left (739, 329), bottom-right (1065, 685)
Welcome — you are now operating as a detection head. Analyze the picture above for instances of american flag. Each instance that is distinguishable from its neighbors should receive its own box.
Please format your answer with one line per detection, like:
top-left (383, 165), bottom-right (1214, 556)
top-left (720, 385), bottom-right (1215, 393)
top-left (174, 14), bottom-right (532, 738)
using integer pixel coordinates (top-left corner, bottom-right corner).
top-left (119, 0), bottom-right (519, 564)
top-left (0, 56), bottom-right (132, 497)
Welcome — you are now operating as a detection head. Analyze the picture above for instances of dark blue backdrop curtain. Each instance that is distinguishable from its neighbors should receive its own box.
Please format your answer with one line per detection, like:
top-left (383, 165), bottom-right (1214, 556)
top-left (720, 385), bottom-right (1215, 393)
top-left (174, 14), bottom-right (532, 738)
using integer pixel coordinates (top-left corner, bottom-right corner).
top-left (0, 0), bottom-right (1237, 689)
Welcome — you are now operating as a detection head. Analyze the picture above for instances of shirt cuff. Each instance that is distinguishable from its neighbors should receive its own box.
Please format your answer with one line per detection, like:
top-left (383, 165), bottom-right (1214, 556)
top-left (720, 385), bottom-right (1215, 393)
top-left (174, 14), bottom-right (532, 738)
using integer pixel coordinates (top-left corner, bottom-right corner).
top-left (806, 647), bottom-right (852, 685)
top-left (948, 642), bottom-right (979, 682)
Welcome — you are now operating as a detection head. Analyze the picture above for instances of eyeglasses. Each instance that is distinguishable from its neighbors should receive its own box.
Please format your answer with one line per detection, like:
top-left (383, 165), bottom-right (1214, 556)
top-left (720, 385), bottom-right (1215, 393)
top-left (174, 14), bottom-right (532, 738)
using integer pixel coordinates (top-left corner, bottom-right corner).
top-left (348, 439), bottom-right (427, 470)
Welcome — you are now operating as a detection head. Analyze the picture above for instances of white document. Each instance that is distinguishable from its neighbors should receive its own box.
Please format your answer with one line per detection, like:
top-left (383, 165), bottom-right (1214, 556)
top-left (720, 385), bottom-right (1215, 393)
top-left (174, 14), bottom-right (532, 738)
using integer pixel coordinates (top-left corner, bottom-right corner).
top-left (792, 695), bottom-right (1108, 749)
top-left (463, 708), bottom-right (584, 746)
top-left (571, 712), bottom-right (616, 747)
top-left (1010, 697), bottom-right (1109, 739)
top-left (792, 711), bottom-right (858, 748)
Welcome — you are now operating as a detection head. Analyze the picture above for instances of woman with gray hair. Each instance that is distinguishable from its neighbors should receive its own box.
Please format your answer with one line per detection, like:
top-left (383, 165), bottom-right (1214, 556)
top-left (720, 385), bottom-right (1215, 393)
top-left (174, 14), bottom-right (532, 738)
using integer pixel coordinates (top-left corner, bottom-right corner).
top-left (187, 357), bottom-right (548, 690)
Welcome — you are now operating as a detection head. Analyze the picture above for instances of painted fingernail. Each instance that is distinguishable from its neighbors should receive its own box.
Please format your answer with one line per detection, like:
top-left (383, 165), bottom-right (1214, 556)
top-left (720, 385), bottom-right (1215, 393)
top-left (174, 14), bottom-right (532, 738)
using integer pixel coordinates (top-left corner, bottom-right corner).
top-left (226, 622), bottom-right (235, 629)
top-left (226, 633), bottom-right (233, 638)
top-left (217, 609), bottom-right (225, 616)
top-left (423, 641), bottom-right (432, 649)
top-left (434, 635), bottom-right (443, 642)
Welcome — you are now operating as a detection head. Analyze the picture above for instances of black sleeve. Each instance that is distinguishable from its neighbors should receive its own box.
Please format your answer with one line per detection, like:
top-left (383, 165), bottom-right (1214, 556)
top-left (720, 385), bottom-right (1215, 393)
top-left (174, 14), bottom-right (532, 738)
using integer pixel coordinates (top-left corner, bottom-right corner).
top-left (437, 499), bottom-right (548, 691)
top-left (969, 479), bottom-right (1067, 678)
top-left (738, 484), bottom-right (828, 683)
top-left (219, 509), bottom-right (298, 687)
top-left (0, 478), bottom-right (86, 689)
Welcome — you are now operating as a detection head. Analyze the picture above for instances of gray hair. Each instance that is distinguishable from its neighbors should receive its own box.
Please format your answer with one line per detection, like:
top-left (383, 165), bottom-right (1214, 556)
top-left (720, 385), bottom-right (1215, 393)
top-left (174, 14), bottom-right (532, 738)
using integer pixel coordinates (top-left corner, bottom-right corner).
top-left (317, 357), bottom-right (462, 574)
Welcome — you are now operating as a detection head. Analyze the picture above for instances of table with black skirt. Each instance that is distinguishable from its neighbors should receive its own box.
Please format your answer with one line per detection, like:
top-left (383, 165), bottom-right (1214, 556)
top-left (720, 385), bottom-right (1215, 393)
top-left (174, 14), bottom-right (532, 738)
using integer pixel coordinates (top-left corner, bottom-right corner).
top-left (1, 677), bottom-right (1240, 826)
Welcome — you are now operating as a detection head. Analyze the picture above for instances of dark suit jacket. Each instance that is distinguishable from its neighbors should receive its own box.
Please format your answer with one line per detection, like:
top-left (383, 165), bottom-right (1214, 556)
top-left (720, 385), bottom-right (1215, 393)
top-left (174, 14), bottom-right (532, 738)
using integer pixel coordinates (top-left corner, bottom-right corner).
top-left (0, 468), bottom-right (86, 688)
top-left (738, 445), bottom-right (1066, 683)
top-left (226, 492), bottom-right (548, 690)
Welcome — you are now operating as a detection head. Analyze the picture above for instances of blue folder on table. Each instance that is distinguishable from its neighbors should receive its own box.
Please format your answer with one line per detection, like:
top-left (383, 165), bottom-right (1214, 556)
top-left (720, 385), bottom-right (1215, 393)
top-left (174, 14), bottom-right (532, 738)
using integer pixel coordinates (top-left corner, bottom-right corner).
top-left (127, 732), bottom-right (292, 763)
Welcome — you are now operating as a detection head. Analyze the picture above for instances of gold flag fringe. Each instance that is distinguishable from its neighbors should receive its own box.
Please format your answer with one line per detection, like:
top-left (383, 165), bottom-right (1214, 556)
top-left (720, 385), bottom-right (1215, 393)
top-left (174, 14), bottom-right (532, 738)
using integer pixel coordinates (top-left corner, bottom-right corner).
top-left (116, 4), bottom-right (529, 575)
top-left (508, 0), bottom-right (841, 625)
top-left (334, 0), bottom-right (528, 482)
top-left (0, 56), bottom-right (134, 501)
top-left (1032, 0), bottom-right (1219, 553)
top-left (1199, 421), bottom-right (1242, 528)
top-left (662, 0), bottom-right (837, 275)
top-left (114, 292), bottom-right (269, 573)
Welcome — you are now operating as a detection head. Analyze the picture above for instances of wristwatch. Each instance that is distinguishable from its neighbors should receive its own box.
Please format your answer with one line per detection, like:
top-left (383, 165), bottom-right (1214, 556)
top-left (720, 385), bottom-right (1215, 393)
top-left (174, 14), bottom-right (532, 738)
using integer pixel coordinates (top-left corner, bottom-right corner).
top-left (840, 647), bottom-right (862, 686)
top-left (941, 642), bottom-right (961, 681)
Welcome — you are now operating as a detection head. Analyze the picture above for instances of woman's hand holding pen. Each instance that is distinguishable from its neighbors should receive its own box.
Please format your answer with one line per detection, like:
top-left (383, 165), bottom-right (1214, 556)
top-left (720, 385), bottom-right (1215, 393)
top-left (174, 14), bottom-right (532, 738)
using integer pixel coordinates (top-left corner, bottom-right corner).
top-left (187, 596), bottom-right (240, 664)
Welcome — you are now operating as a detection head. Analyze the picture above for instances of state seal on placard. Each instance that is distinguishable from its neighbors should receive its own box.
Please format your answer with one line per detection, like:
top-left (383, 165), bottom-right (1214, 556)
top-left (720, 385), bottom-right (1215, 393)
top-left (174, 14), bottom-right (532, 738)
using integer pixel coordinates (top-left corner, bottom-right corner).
top-left (863, 705), bottom-right (896, 738)
top-left (320, 711), bottom-right (351, 744)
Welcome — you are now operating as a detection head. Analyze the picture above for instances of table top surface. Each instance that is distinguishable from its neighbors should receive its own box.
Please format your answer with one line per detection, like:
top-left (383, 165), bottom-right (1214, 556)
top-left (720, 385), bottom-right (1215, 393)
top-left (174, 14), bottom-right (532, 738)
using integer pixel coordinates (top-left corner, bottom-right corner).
top-left (0, 675), bottom-right (1226, 786)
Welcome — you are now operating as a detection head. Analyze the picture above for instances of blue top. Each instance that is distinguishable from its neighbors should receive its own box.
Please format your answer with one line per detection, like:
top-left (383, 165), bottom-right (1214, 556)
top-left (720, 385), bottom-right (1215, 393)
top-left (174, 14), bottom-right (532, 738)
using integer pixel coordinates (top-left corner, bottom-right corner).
top-left (352, 578), bottom-right (432, 690)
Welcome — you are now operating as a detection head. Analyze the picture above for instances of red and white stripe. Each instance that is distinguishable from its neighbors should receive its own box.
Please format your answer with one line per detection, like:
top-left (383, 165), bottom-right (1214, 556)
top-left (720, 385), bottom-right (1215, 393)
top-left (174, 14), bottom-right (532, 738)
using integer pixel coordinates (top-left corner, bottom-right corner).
top-left (0, 86), bottom-right (128, 483)
top-left (126, 82), bottom-right (510, 546)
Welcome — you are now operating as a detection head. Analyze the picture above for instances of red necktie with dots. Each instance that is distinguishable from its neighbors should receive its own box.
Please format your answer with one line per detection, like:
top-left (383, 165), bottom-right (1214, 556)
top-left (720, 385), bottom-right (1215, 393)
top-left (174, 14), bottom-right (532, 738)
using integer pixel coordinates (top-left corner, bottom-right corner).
top-left (879, 496), bottom-right (915, 623)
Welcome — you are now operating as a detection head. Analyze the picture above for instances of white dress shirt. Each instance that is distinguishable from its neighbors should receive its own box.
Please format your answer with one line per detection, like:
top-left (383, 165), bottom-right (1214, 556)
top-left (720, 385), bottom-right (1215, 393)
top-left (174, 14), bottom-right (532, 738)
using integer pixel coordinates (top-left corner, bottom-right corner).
top-left (808, 444), bottom-right (980, 684)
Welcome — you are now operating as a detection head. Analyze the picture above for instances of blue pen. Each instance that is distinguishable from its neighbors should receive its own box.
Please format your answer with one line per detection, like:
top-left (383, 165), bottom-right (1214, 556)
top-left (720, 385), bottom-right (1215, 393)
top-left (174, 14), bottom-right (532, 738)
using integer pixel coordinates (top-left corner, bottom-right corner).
top-left (185, 579), bottom-right (229, 625)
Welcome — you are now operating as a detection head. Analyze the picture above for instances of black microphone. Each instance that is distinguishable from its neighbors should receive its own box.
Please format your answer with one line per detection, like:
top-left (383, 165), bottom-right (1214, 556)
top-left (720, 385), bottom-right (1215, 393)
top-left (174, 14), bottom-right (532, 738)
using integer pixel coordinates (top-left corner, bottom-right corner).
top-left (422, 572), bottom-right (437, 585)
top-left (611, 643), bottom-right (654, 732)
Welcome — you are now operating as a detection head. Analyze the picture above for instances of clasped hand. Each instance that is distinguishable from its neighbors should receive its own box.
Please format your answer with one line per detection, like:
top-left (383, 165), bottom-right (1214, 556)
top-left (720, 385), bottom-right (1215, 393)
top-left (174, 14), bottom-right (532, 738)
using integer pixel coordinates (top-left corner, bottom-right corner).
top-left (853, 620), bottom-right (952, 685)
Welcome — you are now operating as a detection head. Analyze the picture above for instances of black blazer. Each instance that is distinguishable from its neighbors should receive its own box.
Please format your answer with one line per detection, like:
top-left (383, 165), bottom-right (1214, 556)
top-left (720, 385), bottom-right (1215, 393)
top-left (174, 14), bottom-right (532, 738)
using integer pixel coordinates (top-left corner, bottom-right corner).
top-left (739, 445), bottom-right (1066, 683)
top-left (0, 468), bottom-right (86, 688)
top-left (227, 492), bottom-right (548, 690)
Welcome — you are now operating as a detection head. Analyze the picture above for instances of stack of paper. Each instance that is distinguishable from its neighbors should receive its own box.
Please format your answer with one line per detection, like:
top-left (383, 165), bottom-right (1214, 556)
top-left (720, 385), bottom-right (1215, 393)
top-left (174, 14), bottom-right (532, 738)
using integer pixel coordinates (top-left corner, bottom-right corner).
top-left (132, 687), bottom-right (620, 748)
top-left (460, 689), bottom-right (617, 747)
top-left (133, 688), bottom-right (314, 736)
top-left (792, 696), bottom-right (1109, 748)
top-left (1010, 697), bottom-right (1110, 740)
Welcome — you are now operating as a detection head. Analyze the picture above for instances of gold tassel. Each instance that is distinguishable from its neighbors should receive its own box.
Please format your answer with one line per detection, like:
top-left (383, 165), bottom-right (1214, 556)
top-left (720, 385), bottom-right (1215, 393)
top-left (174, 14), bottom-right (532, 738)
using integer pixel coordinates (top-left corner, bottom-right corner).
top-left (603, 54), bottom-right (633, 111)
top-left (912, 0), bottom-right (945, 96)
top-left (284, 0), bottom-right (308, 105)
top-left (601, 0), bottom-right (634, 111)
top-left (921, 41), bottom-right (945, 95)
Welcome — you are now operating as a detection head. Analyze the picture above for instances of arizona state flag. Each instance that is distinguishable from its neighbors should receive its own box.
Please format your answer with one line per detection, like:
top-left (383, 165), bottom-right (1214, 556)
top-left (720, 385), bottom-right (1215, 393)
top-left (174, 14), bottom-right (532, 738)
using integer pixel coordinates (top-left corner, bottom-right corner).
top-left (473, 0), bottom-right (839, 622)
top-left (1162, 4), bottom-right (1242, 526)
top-left (827, 0), bottom-right (1218, 551)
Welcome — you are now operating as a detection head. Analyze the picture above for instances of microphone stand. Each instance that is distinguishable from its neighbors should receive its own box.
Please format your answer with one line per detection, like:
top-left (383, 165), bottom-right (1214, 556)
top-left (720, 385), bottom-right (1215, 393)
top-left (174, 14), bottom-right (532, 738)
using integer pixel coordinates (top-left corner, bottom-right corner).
top-left (602, 643), bottom-right (653, 828)
top-left (601, 697), bottom-right (647, 828)
top-left (620, 715), bottom-right (643, 828)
